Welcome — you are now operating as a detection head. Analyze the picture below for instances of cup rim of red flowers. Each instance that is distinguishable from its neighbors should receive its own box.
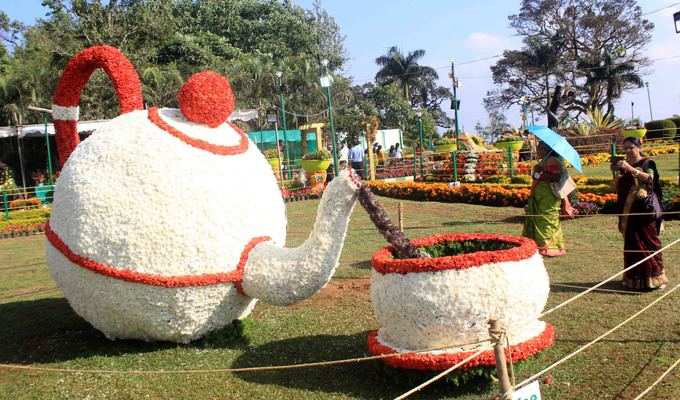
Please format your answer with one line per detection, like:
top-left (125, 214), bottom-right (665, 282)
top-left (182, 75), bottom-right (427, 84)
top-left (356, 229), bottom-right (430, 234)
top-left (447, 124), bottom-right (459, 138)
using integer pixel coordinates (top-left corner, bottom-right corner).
top-left (371, 232), bottom-right (538, 275)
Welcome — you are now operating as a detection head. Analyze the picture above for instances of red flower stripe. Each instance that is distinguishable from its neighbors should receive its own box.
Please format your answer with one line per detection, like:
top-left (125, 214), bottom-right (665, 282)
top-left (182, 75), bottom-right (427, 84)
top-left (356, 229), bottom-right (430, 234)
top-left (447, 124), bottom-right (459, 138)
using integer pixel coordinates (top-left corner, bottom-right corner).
top-left (148, 107), bottom-right (249, 156)
top-left (372, 233), bottom-right (537, 274)
top-left (45, 223), bottom-right (269, 289)
top-left (367, 323), bottom-right (555, 371)
top-left (52, 45), bottom-right (143, 166)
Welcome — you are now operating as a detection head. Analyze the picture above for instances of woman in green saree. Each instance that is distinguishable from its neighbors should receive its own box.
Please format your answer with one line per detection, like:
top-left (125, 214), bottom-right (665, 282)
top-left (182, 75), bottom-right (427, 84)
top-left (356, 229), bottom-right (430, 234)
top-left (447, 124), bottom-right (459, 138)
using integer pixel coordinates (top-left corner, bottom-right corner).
top-left (522, 142), bottom-right (574, 257)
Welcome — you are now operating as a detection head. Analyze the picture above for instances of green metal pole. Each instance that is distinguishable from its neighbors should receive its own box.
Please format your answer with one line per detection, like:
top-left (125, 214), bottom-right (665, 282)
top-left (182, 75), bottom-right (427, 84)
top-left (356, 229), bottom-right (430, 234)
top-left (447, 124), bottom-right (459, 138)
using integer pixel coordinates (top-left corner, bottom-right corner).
top-left (452, 150), bottom-right (458, 182)
top-left (279, 94), bottom-right (289, 179)
top-left (507, 147), bottom-right (514, 178)
top-left (418, 117), bottom-right (424, 178)
top-left (451, 62), bottom-right (460, 150)
top-left (43, 115), bottom-right (53, 183)
top-left (325, 86), bottom-right (339, 176)
top-left (2, 193), bottom-right (8, 221)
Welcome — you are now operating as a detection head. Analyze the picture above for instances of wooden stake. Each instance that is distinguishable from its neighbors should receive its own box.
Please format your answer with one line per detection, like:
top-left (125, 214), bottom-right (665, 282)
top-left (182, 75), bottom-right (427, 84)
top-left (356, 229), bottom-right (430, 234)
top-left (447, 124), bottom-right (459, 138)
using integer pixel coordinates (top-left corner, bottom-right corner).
top-left (398, 202), bottom-right (404, 231)
top-left (489, 320), bottom-right (513, 400)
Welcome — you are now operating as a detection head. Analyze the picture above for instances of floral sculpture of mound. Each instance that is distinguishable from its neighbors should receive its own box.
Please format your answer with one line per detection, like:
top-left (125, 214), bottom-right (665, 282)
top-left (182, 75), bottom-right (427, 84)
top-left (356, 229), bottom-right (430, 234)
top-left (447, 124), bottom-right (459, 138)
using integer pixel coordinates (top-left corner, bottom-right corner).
top-left (368, 233), bottom-right (554, 370)
top-left (47, 45), bottom-right (360, 343)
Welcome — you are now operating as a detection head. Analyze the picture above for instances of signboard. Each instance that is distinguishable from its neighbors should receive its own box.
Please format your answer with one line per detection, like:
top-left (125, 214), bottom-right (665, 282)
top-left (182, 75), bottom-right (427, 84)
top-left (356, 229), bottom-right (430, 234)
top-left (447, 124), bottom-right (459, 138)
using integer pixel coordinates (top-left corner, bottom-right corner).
top-left (513, 381), bottom-right (542, 400)
top-left (450, 99), bottom-right (461, 110)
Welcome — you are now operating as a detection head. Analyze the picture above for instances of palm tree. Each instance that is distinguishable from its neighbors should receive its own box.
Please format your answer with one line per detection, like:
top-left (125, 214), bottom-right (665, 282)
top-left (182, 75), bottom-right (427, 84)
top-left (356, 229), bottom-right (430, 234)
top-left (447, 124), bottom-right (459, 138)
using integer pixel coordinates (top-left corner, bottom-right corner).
top-left (375, 46), bottom-right (437, 104)
top-left (579, 52), bottom-right (643, 118)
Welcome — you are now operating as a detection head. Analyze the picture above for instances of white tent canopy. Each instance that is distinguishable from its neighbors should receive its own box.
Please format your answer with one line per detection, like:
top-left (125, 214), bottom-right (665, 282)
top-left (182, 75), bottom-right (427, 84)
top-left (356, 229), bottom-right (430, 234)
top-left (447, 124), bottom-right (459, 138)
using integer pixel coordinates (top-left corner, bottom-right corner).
top-left (0, 109), bottom-right (259, 139)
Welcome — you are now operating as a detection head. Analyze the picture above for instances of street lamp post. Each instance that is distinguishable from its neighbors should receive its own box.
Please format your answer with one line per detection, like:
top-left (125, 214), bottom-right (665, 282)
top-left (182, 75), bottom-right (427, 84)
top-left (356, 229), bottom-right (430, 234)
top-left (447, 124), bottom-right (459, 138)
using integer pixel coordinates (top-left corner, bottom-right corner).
top-left (416, 110), bottom-right (424, 178)
top-left (674, 11), bottom-right (680, 33)
top-left (275, 71), bottom-right (290, 178)
top-left (320, 59), bottom-right (339, 176)
top-left (645, 82), bottom-right (653, 121)
top-left (449, 62), bottom-right (461, 149)
top-left (631, 101), bottom-right (635, 121)
top-left (268, 113), bottom-right (283, 187)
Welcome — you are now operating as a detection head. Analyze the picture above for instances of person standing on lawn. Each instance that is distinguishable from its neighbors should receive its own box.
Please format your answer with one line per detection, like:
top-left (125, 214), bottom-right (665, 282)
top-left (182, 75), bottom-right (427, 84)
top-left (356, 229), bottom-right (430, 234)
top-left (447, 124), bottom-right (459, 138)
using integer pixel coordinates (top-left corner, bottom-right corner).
top-left (613, 136), bottom-right (667, 291)
top-left (348, 139), bottom-right (365, 179)
top-left (522, 141), bottom-right (575, 257)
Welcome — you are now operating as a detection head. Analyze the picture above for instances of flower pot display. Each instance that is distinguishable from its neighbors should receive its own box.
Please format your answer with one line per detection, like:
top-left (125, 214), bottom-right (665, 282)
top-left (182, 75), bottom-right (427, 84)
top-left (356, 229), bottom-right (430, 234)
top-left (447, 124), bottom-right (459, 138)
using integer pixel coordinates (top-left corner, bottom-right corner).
top-left (434, 143), bottom-right (457, 154)
top-left (494, 140), bottom-right (524, 152)
top-left (301, 159), bottom-right (331, 173)
top-left (368, 232), bottom-right (554, 371)
top-left (623, 128), bottom-right (646, 139)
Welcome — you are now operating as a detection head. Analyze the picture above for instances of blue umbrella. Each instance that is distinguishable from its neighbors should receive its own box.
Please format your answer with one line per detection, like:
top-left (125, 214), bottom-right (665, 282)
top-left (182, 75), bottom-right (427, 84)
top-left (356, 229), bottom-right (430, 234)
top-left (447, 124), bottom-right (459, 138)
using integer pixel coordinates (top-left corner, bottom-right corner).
top-left (527, 125), bottom-right (583, 172)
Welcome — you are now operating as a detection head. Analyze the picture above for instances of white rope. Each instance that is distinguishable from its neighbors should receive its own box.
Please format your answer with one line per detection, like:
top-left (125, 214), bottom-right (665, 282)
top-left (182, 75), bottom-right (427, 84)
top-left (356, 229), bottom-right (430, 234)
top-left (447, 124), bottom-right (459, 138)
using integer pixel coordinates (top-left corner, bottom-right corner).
top-left (392, 347), bottom-right (490, 400)
top-left (540, 237), bottom-right (680, 318)
top-left (631, 356), bottom-right (680, 400)
top-left (515, 282), bottom-right (680, 391)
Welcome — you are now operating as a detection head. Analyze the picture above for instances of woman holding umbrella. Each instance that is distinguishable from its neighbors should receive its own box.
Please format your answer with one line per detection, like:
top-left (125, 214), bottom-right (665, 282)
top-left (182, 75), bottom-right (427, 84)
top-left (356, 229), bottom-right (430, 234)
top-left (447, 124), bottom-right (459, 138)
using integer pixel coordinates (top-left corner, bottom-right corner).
top-left (522, 140), bottom-right (576, 257)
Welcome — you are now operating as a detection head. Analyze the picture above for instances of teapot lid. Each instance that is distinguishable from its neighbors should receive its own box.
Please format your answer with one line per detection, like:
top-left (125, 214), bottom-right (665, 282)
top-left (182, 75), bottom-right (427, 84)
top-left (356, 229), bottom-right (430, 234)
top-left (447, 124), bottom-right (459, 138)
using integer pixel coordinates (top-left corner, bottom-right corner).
top-left (178, 71), bottom-right (235, 128)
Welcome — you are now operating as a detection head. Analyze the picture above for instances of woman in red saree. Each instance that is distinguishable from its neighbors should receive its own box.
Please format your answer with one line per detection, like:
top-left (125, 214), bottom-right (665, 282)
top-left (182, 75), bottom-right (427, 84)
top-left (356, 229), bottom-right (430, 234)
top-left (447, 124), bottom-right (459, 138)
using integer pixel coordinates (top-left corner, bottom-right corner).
top-left (613, 137), bottom-right (667, 291)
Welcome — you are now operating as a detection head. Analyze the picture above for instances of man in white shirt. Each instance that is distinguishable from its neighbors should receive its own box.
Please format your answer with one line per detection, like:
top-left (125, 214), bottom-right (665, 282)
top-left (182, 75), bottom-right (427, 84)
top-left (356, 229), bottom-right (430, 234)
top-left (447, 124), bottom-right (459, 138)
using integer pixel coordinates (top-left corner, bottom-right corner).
top-left (347, 140), bottom-right (365, 178)
top-left (339, 142), bottom-right (349, 163)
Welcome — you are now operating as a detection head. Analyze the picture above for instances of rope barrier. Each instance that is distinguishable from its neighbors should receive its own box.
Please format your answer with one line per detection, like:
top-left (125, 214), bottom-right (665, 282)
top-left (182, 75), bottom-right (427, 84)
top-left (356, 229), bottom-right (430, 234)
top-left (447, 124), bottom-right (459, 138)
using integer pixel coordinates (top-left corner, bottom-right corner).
top-left (631, 355), bottom-right (680, 400)
top-left (539, 238), bottom-right (680, 319)
top-left (0, 340), bottom-right (491, 376)
top-left (392, 347), bottom-right (491, 400)
top-left (515, 282), bottom-right (680, 391)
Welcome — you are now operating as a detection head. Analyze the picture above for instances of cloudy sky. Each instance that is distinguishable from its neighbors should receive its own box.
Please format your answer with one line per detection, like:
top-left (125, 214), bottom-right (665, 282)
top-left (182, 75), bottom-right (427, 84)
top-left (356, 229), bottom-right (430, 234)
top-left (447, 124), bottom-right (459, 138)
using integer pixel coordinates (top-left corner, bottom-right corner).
top-left (4, 0), bottom-right (680, 130)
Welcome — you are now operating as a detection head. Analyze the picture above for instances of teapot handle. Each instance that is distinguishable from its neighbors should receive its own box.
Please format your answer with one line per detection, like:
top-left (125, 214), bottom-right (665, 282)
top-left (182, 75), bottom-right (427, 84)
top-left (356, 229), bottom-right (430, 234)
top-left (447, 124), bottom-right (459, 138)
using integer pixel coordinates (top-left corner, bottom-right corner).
top-left (52, 45), bottom-right (144, 167)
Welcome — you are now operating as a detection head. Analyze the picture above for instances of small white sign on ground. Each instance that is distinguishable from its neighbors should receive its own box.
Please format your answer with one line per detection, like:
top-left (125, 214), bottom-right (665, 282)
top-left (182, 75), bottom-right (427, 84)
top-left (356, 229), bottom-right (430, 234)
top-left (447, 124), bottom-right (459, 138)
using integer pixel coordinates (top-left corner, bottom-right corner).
top-left (513, 380), bottom-right (542, 400)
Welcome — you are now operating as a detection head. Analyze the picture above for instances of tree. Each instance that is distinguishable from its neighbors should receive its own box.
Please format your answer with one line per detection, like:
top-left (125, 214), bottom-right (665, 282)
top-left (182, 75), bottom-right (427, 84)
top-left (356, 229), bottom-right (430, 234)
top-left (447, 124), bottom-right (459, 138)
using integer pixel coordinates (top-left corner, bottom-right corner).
top-left (2, 0), bottom-right (348, 124)
top-left (578, 52), bottom-right (643, 117)
top-left (486, 0), bottom-right (653, 124)
top-left (374, 46), bottom-right (437, 104)
top-left (476, 111), bottom-right (511, 143)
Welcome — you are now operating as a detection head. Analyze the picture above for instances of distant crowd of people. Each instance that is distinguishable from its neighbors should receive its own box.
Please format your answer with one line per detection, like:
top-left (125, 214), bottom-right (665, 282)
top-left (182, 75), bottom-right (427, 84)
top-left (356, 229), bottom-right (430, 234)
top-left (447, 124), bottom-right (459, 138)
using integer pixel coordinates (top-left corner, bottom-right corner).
top-left (337, 140), bottom-right (403, 179)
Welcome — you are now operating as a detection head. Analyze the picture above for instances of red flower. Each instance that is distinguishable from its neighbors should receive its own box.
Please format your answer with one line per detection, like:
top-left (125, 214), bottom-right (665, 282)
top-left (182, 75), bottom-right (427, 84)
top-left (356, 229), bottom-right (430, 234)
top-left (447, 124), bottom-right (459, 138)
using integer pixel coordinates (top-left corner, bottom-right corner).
top-left (367, 323), bottom-right (555, 371)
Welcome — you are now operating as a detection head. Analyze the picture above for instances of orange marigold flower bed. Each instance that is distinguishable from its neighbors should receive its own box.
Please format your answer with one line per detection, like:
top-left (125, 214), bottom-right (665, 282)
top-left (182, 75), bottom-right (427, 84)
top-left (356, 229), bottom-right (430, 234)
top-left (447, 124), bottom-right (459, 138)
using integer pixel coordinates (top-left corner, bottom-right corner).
top-left (367, 181), bottom-right (619, 212)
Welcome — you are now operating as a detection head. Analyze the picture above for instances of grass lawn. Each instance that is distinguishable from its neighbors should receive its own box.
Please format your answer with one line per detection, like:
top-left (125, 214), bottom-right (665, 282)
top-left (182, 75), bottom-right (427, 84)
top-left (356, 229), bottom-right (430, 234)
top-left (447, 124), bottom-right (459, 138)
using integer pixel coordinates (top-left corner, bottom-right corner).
top-left (2, 193), bottom-right (680, 400)
top-left (579, 152), bottom-right (679, 180)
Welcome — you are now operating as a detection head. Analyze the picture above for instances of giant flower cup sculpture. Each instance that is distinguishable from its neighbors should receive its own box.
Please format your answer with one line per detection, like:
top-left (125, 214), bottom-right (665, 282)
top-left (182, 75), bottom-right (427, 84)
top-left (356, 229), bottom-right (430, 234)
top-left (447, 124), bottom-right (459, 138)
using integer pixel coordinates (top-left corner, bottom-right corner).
top-left (358, 174), bottom-right (554, 372)
top-left (46, 46), bottom-right (360, 343)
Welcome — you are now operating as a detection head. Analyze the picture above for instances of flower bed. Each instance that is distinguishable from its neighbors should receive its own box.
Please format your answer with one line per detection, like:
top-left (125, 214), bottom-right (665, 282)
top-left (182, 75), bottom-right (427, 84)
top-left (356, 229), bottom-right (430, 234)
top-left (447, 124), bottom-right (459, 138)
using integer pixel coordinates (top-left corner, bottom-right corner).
top-left (367, 181), bottom-right (619, 212)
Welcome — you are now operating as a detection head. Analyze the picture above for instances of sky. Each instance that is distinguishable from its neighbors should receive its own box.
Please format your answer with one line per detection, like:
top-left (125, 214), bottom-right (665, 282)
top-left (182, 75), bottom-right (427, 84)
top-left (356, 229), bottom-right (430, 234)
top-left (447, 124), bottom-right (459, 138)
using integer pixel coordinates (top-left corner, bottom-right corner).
top-left (2, 0), bottom-right (680, 130)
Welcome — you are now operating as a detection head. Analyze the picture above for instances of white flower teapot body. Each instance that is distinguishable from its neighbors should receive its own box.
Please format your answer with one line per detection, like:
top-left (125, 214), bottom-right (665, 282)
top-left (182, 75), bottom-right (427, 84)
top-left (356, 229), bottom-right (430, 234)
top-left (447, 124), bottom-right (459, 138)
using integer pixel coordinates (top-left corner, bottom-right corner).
top-left (46, 46), bottom-right (359, 343)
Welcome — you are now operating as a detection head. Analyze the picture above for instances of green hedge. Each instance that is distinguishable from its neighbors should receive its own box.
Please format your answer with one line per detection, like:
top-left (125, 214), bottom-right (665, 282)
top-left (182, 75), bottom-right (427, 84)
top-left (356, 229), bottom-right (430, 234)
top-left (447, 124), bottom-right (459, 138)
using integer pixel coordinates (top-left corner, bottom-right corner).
top-left (668, 117), bottom-right (680, 138)
top-left (645, 119), bottom-right (677, 139)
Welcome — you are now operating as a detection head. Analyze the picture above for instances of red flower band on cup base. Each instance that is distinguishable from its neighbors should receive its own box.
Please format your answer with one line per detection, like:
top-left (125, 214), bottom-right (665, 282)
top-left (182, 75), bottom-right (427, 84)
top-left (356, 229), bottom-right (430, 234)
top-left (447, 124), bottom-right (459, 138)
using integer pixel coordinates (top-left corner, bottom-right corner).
top-left (148, 107), bottom-right (249, 156)
top-left (45, 222), bottom-right (269, 292)
top-left (372, 233), bottom-right (538, 274)
top-left (367, 323), bottom-right (555, 371)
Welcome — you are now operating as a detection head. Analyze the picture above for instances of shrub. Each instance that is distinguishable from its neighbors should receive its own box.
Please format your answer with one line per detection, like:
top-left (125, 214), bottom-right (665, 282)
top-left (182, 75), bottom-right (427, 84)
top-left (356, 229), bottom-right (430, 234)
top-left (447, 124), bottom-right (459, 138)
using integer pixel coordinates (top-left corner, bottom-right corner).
top-left (668, 116), bottom-right (680, 138)
top-left (263, 149), bottom-right (279, 159)
top-left (510, 175), bottom-right (531, 185)
top-left (644, 119), bottom-right (676, 139)
top-left (301, 149), bottom-right (331, 160)
top-left (483, 175), bottom-right (511, 184)
top-left (8, 197), bottom-right (41, 210)
top-left (433, 136), bottom-right (456, 145)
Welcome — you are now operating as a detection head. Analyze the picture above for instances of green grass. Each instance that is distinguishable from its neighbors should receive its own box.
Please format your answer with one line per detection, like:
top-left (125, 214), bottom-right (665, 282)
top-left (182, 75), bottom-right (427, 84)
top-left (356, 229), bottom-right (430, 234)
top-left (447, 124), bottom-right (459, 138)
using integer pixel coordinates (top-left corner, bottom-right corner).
top-left (2, 197), bottom-right (680, 399)
top-left (579, 153), bottom-right (679, 179)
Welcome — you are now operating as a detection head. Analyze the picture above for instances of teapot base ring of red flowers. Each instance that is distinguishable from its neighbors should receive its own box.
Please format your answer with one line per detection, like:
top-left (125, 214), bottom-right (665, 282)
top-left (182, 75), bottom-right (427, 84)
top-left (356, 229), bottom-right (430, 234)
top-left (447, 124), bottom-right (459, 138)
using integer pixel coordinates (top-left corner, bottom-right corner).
top-left (368, 233), bottom-right (554, 371)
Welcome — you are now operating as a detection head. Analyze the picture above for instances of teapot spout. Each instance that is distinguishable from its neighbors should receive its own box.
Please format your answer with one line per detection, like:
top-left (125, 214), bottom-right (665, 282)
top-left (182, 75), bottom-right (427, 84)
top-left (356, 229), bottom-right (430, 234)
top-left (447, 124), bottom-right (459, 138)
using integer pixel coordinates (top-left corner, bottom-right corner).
top-left (240, 170), bottom-right (359, 306)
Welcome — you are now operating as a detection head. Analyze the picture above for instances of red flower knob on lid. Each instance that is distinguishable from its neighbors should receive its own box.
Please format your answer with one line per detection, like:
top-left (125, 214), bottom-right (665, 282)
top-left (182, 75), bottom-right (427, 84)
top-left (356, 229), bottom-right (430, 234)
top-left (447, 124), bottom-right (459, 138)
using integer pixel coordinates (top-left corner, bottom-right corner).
top-left (178, 71), bottom-right (235, 128)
